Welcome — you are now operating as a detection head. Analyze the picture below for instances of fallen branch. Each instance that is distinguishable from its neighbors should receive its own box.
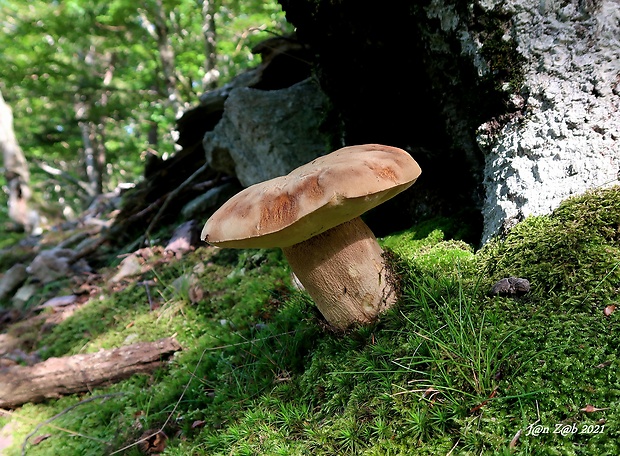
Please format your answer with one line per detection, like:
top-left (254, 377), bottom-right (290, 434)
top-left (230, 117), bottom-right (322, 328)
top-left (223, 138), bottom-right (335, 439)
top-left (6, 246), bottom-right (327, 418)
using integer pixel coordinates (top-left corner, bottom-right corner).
top-left (0, 337), bottom-right (182, 409)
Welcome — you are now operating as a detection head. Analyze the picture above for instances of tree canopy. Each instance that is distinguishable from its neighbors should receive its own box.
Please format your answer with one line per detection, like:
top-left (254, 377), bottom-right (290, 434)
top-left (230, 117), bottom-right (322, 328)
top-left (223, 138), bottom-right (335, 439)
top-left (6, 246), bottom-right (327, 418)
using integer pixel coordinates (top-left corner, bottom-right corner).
top-left (0, 0), bottom-right (290, 224)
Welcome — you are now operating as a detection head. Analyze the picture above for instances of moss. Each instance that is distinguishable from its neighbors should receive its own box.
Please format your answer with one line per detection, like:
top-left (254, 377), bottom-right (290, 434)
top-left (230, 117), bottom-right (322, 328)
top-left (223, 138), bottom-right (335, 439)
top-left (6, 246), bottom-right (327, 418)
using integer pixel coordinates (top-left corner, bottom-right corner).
top-left (3, 187), bottom-right (620, 456)
top-left (381, 223), bottom-right (476, 282)
top-left (471, 3), bottom-right (527, 94)
top-left (0, 243), bottom-right (36, 274)
top-left (477, 186), bottom-right (620, 307)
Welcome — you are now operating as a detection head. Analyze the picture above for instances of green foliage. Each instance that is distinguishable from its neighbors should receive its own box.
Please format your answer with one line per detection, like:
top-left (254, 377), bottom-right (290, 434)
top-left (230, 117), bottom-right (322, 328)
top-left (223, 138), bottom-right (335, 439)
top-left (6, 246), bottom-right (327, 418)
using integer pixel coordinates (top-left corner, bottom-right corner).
top-left (0, 0), bottom-right (291, 218)
top-left (475, 5), bottom-right (527, 94)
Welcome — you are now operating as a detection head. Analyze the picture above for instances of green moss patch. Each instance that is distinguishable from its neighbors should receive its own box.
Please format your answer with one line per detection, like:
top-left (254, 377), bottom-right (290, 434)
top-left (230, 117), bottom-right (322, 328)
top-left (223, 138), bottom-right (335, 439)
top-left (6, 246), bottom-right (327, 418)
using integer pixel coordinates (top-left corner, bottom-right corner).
top-left (2, 187), bottom-right (619, 455)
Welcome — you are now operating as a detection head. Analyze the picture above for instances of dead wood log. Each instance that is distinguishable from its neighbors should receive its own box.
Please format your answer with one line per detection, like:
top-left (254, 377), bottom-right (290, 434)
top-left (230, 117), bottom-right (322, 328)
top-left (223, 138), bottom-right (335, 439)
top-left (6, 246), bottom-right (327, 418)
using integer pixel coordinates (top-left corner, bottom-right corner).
top-left (0, 337), bottom-right (182, 409)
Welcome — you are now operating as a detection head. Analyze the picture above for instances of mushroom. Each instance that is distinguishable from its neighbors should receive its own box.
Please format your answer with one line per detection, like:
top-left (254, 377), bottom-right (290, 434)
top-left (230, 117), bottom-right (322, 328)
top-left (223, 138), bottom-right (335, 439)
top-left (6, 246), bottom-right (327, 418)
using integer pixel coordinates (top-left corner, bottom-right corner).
top-left (201, 144), bottom-right (421, 329)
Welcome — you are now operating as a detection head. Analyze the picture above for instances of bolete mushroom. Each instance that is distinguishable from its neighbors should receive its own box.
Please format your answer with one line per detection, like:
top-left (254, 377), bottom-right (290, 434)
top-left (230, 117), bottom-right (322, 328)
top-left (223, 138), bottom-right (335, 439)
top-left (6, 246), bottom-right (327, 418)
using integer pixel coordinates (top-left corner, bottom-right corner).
top-left (201, 144), bottom-right (421, 329)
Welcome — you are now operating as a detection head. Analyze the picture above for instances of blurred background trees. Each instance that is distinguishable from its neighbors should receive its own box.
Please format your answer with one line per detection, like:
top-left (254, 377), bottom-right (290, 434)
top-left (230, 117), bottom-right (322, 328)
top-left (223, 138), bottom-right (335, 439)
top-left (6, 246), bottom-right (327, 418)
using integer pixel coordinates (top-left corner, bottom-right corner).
top-left (0, 0), bottom-right (290, 230)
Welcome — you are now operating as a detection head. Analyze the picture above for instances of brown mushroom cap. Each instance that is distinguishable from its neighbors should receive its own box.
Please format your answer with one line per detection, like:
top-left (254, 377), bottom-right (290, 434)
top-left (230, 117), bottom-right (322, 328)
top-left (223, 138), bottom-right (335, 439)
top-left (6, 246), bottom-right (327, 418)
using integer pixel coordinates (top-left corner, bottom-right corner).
top-left (201, 144), bottom-right (421, 249)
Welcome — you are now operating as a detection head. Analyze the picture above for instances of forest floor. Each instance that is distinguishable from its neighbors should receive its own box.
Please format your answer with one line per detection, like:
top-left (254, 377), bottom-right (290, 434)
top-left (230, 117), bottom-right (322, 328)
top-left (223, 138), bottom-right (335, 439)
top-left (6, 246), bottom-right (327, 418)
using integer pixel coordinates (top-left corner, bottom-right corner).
top-left (0, 186), bottom-right (619, 455)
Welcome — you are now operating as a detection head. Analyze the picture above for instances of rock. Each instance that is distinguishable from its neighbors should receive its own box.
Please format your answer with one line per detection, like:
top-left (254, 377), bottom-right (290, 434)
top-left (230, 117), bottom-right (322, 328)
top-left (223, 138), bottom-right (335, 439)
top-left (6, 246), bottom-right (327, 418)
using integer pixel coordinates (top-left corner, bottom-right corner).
top-left (0, 263), bottom-right (28, 301)
top-left (203, 78), bottom-right (335, 187)
top-left (11, 284), bottom-right (38, 308)
top-left (25, 247), bottom-right (92, 285)
top-left (34, 294), bottom-right (78, 310)
top-left (490, 277), bottom-right (531, 296)
top-left (110, 253), bottom-right (144, 283)
top-left (178, 32), bottom-right (313, 152)
top-left (164, 220), bottom-right (199, 257)
top-left (26, 248), bottom-right (74, 284)
top-left (181, 181), bottom-right (242, 220)
top-left (1, 348), bottom-right (40, 366)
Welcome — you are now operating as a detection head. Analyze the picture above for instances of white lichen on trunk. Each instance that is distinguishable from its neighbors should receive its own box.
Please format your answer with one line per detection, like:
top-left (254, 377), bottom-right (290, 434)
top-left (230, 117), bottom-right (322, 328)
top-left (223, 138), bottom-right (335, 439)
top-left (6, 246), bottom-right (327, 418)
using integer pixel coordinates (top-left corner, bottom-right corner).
top-left (477, 0), bottom-right (620, 242)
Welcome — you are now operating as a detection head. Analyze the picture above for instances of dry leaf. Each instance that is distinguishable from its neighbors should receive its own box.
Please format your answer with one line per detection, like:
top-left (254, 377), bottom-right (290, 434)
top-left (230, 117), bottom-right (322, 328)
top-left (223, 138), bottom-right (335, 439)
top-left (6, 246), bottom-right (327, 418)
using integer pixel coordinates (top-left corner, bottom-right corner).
top-left (191, 420), bottom-right (206, 429)
top-left (132, 410), bottom-right (145, 431)
top-left (603, 305), bottom-right (616, 316)
top-left (188, 285), bottom-right (204, 304)
top-left (509, 429), bottom-right (521, 450)
top-left (111, 254), bottom-right (143, 283)
top-left (32, 434), bottom-right (52, 445)
top-left (139, 429), bottom-right (167, 454)
top-left (580, 405), bottom-right (608, 413)
top-left (421, 387), bottom-right (439, 399)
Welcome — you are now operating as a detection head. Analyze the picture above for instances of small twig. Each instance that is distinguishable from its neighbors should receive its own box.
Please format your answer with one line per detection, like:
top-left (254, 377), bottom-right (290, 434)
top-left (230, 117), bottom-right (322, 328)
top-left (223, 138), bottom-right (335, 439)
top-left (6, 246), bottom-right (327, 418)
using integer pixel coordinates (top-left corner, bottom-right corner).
top-left (121, 175), bottom-right (224, 232)
top-left (446, 438), bottom-right (460, 456)
top-left (203, 330), bottom-right (298, 352)
top-left (21, 393), bottom-right (124, 455)
top-left (34, 159), bottom-right (92, 196)
top-left (235, 25), bottom-right (268, 53)
top-left (578, 258), bottom-right (620, 306)
top-left (140, 280), bottom-right (154, 310)
top-left (509, 429), bottom-right (522, 451)
top-left (190, 175), bottom-right (231, 192)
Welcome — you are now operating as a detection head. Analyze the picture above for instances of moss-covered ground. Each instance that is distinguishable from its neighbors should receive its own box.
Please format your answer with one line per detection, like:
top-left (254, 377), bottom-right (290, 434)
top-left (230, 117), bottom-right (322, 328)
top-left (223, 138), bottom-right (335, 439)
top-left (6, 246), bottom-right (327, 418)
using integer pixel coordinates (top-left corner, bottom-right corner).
top-left (1, 186), bottom-right (619, 455)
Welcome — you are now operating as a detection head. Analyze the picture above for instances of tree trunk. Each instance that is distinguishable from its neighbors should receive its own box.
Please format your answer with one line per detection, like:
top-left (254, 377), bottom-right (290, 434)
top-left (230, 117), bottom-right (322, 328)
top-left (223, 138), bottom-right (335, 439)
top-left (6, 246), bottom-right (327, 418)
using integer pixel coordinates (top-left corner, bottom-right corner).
top-left (140, 0), bottom-right (185, 119)
top-left (76, 116), bottom-right (103, 197)
top-left (201, 0), bottom-right (219, 91)
top-left (0, 89), bottom-right (39, 233)
top-left (74, 46), bottom-right (111, 199)
top-left (0, 337), bottom-right (182, 409)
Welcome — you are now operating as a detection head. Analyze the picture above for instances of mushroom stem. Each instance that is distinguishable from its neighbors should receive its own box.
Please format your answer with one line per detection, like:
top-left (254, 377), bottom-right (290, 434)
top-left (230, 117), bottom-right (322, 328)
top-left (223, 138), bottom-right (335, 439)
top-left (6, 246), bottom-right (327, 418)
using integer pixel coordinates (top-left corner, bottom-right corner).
top-left (281, 216), bottom-right (396, 329)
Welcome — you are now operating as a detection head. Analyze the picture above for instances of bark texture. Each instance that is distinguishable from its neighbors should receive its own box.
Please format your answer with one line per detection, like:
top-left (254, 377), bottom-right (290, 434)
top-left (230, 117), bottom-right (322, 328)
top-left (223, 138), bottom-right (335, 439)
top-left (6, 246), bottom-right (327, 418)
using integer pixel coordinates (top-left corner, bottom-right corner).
top-left (476, 0), bottom-right (620, 242)
top-left (0, 337), bottom-right (181, 409)
top-left (282, 217), bottom-right (395, 330)
top-left (0, 90), bottom-right (39, 233)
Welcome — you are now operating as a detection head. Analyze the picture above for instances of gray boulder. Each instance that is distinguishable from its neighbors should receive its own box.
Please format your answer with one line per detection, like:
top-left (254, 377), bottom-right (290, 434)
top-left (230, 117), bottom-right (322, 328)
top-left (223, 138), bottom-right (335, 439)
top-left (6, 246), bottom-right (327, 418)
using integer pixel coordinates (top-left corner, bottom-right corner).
top-left (203, 78), bottom-right (334, 187)
top-left (0, 263), bottom-right (27, 302)
top-left (26, 248), bottom-right (75, 284)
